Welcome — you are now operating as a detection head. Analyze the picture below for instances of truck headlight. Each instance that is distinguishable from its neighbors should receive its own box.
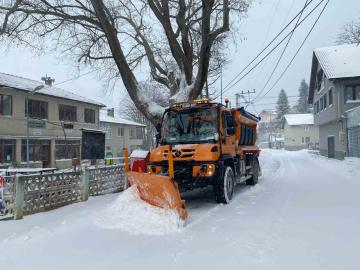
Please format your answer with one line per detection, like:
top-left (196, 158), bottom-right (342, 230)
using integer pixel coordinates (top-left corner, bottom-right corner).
top-left (207, 164), bottom-right (215, 176)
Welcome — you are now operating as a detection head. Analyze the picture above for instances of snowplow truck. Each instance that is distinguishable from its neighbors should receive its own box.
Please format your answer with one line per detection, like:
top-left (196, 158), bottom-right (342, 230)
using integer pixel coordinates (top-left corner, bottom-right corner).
top-left (125, 98), bottom-right (261, 220)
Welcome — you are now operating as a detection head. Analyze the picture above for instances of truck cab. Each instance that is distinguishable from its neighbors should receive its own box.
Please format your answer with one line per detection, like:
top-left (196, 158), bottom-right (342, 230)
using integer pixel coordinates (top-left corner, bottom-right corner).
top-left (147, 98), bottom-right (261, 203)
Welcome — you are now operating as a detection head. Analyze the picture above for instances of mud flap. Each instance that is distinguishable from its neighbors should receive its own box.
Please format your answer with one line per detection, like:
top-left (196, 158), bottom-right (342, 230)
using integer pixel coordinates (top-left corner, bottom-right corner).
top-left (127, 171), bottom-right (188, 220)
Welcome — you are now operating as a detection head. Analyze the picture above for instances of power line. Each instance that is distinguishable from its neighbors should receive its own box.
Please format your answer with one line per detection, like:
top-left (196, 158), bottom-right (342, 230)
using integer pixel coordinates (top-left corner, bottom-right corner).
top-left (54, 67), bottom-right (104, 86)
top-left (253, 0), bottom-right (310, 102)
top-left (219, 0), bottom-right (317, 94)
top-left (216, 0), bottom-right (326, 98)
top-left (249, 0), bottom-right (281, 86)
top-left (253, 0), bottom-right (329, 104)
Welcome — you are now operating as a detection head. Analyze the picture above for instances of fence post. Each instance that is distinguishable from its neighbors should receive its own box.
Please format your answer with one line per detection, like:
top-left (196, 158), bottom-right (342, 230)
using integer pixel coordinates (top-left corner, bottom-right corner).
top-left (14, 175), bottom-right (25, 220)
top-left (82, 169), bottom-right (90, 201)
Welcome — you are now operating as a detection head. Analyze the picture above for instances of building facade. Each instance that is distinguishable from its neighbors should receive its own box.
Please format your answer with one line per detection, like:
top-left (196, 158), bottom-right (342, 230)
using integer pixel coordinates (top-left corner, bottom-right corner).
top-left (283, 114), bottom-right (319, 151)
top-left (308, 44), bottom-right (360, 159)
top-left (100, 109), bottom-right (145, 158)
top-left (0, 73), bottom-right (104, 168)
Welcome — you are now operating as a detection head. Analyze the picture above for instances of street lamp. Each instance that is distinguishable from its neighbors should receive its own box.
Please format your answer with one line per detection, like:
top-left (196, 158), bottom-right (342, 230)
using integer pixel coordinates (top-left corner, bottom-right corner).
top-left (26, 85), bottom-right (45, 167)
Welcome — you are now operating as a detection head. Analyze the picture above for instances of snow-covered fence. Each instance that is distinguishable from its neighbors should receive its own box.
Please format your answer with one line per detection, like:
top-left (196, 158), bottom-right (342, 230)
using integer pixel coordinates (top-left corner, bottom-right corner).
top-left (88, 165), bottom-right (126, 196)
top-left (13, 171), bottom-right (83, 219)
top-left (2, 176), bottom-right (15, 216)
top-left (10, 165), bottom-right (126, 220)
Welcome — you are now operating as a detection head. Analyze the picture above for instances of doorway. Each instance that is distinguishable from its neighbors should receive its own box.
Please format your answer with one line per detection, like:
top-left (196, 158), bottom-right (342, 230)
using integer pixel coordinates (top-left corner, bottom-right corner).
top-left (328, 136), bottom-right (335, 159)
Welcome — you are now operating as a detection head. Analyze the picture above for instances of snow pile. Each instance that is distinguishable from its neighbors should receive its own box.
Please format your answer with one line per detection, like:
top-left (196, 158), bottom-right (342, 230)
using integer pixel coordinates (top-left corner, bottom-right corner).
top-left (94, 186), bottom-right (184, 235)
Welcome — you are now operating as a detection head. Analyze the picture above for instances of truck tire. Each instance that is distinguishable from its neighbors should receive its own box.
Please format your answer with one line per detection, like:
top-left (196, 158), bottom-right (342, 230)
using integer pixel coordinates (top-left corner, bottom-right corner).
top-left (214, 166), bottom-right (234, 204)
top-left (246, 156), bottom-right (259, 186)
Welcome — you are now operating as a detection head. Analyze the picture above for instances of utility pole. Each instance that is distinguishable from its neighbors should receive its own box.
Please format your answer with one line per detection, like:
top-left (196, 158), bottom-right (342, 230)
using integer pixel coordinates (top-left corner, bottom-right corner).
top-left (235, 93), bottom-right (241, 108)
top-left (235, 89), bottom-right (256, 108)
top-left (26, 85), bottom-right (45, 167)
top-left (220, 68), bottom-right (223, 104)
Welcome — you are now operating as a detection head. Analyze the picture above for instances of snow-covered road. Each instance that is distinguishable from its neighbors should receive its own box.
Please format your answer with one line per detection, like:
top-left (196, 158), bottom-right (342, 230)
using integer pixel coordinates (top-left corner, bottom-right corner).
top-left (1, 149), bottom-right (360, 270)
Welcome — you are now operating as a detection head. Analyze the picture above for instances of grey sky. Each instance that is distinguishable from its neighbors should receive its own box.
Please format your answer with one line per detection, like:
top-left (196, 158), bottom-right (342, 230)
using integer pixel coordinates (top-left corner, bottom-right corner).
top-left (0, 0), bottom-right (359, 116)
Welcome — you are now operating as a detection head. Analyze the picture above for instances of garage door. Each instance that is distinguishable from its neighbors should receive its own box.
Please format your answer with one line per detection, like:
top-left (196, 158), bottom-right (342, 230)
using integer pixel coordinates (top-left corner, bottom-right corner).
top-left (348, 127), bottom-right (360, 158)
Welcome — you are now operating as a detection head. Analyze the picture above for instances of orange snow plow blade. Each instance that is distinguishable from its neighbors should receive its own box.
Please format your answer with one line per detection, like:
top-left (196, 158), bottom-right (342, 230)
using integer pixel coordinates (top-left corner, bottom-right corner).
top-left (126, 172), bottom-right (188, 220)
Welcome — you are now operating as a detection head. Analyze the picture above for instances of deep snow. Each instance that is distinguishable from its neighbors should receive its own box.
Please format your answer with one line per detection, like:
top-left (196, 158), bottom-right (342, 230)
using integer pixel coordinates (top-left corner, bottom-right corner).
top-left (1, 149), bottom-right (360, 270)
top-left (94, 186), bottom-right (184, 235)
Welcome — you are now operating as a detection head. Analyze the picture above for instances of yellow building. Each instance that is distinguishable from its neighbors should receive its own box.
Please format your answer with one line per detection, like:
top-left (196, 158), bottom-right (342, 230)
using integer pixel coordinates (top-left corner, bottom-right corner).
top-left (0, 73), bottom-right (104, 168)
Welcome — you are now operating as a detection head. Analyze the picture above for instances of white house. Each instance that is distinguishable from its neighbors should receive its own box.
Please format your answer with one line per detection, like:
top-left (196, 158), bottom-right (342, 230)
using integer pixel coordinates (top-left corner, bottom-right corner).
top-left (99, 108), bottom-right (146, 158)
top-left (283, 114), bottom-right (319, 150)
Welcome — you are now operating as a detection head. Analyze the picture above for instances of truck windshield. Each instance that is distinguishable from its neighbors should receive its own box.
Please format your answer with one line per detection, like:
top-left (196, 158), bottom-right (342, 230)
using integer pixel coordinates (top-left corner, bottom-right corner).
top-left (161, 108), bottom-right (218, 145)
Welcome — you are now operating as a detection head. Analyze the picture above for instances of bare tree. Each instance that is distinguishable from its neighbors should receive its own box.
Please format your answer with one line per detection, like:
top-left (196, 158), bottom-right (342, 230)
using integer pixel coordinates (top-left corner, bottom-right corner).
top-left (119, 82), bottom-right (168, 150)
top-left (0, 0), bottom-right (251, 124)
top-left (337, 19), bottom-right (360, 45)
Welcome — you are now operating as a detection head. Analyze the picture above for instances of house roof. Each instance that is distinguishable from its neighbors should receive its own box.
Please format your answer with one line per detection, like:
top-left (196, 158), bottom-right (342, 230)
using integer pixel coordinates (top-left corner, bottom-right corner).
top-left (284, 114), bottom-right (314, 126)
top-left (0, 72), bottom-right (105, 107)
top-left (314, 44), bottom-right (360, 79)
top-left (100, 110), bottom-right (146, 127)
top-left (308, 44), bottom-right (360, 104)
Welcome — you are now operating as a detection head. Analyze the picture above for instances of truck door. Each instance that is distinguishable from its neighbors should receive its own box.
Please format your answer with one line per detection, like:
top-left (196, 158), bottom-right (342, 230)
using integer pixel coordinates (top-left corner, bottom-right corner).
top-left (221, 110), bottom-right (236, 156)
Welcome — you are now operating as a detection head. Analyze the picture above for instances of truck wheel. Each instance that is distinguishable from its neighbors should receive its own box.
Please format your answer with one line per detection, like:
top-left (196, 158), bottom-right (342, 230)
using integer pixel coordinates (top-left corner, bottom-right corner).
top-left (246, 156), bottom-right (259, 186)
top-left (214, 166), bottom-right (234, 204)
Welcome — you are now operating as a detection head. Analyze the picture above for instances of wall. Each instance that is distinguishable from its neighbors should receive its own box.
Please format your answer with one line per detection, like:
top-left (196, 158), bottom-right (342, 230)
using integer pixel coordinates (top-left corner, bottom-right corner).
top-left (284, 123), bottom-right (319, 150)
top-left (0, 87), bottom-right (101, 167)
top-left (0, 87), bottom-right (100, 138)
top-left (318, 120), bottom-right (347, 159)
top-left (100, 121), bottom-right (143, 157)
top-left (312, 66), bottom-right (360, 159)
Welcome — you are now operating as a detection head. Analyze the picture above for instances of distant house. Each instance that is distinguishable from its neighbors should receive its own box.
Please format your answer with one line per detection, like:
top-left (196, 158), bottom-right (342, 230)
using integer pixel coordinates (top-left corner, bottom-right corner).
top-left (308, 44), bottom-right (360, 159)
top-left (257, 109), bottom-right (277, 145)
top-left (283, 114), bottom-right (319, 151)
top-left (100, 108), bottom-right (146, 158)
top-left (0, 73), bottom-right (104, 168)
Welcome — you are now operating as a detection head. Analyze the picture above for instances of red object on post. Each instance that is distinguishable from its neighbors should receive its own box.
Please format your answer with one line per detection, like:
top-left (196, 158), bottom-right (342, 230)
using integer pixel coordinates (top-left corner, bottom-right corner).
top-left (130, 150), bottom-right (150, 173)
top-left (0, 176), bottom-right (3, 188)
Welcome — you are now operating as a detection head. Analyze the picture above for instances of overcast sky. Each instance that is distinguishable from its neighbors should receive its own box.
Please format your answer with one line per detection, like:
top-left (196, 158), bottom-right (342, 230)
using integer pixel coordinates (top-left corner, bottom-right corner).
top-left (0, 0), bottom-right (359, 115)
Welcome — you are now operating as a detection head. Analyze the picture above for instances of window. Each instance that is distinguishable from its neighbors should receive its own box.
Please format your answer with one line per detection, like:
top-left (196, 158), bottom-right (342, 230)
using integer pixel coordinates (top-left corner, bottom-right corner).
top-left (316, 69), bottom-right (325, 91)
top-left (117, 127), bottom-right (123, 137)
top-left (21, 139), bottom-right (50, 163)
top-left (0, 139), bottom-right (16, 164)
top-left (85, 108), bottom-right (95, 123)
top-left (320, 96), bottom-right (324, 111)
top-left (315, 101), bottom-right (319, 114)
top-left (25, 99), bottom-right (48, 119)
top-left (136, 127), bottom-right (143, 139)
top-left (345, 85), bottom-right (360, 102)
top-left (328, 88), bottom-right (333, 106)
top-left (55, 140), bottom-right (80, 160)
top-left (59, 104), bottom-right (77, 122)
top-left (225, 112), bottom-right (235, 136)
top-left (130, 128), bottom-right (135, 139)
top-left (0, 94), bottom-right (12, 116)
top-left (323, 94), bottom-right (327, 109)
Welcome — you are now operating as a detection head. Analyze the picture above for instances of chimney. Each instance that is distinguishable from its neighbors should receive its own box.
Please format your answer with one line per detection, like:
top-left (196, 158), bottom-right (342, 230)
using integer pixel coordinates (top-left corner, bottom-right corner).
top-left (107, 108), bottom-right (115, 117)
top-left (41, 75), bottom-right (55, 86)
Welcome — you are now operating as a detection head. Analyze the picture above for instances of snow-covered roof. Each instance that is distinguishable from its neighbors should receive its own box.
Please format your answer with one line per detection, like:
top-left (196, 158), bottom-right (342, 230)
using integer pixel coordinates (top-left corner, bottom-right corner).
top-left (0, 72), bottom-right (104, 107)
top-left (284, 114), bottom-right (314, 126)
top-left (100, 110), bottom-right (146, 127)
top-left (130, 150), bottom-right (149, 158)
top-left (314, 44), bottom-right (360, 79)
